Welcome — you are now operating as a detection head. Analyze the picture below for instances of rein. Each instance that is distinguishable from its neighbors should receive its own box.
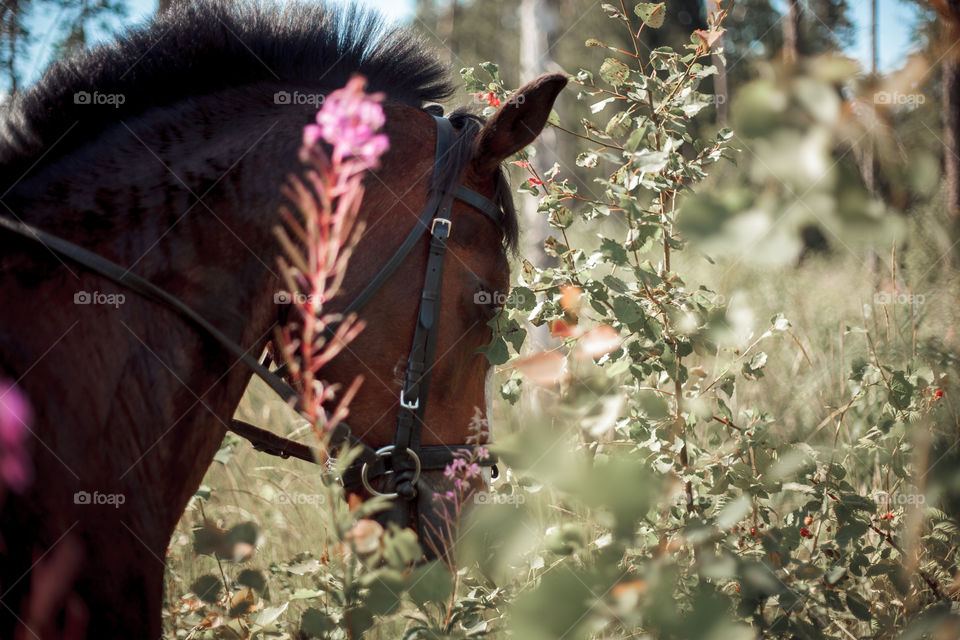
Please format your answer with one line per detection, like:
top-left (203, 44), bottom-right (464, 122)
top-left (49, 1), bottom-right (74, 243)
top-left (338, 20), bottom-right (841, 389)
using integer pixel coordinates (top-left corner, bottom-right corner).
top-left (0, 114), bottom-right (500, 521)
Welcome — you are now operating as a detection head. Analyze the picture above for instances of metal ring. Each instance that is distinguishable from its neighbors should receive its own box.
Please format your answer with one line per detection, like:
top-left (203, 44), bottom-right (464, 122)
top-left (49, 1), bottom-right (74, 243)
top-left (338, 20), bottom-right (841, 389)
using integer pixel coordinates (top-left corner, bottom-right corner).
top-left (360, 446), bottom-right (422, 498)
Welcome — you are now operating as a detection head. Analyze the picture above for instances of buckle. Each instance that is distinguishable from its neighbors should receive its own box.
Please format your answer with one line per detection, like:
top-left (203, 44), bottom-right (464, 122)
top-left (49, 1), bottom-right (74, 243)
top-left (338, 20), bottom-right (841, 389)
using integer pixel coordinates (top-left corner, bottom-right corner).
top-left (430, 217), bottom-right (452, 237)
top-left (399, 388), bottom-right (419, 410)
top-left (360, 446), bottom-right (422, 498)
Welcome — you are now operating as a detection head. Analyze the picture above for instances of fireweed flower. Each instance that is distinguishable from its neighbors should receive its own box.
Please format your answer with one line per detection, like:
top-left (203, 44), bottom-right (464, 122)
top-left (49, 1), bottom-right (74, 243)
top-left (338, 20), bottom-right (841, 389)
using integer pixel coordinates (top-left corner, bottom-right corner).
top-left (0, 380), bottom-right (33, 493)
top-left (276, 74), bottom-right (387, 441)
top-left (303, 75), bottom-right (389, 170)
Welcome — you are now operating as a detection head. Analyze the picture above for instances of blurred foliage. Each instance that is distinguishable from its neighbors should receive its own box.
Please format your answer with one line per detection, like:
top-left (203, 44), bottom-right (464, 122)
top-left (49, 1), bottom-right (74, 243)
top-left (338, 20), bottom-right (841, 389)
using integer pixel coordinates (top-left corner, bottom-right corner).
top-left (160, 2), bottom-right (960, 640)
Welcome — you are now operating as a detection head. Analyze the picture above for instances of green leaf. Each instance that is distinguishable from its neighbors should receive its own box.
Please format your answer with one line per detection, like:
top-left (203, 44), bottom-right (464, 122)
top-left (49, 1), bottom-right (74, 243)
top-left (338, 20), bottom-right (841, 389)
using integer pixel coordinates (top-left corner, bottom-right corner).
top-left (256, 603), bottom-right (290, 627)
top-left (477, 335), bottom-right (510, 366)
top-left (634, 2), bottom-right (665, 28)
top-left (599, 57), bottom-right (631, 87)
top-left (362, 570), bottom-right (404, 615)
top-left (599, 237), bottom-right (629, 265)
top-left (479, 61), bottom-right (500, 81)
top-left (213, 442), bottom-right (234, 465)
top-left (383, 525), bottom-right (422, 568)
top-left (825, 566), bottom-right (848, 586)
top-left (742, 352), bottom-right (768, 380)
top-left (300, 607), bottom-right (332, 637)
top-left (845, 591), bottom-right (872, 621)
top-left (407, 561), bottom-right (453, 606)
top-left (548, 205), bottom-right (575, 229)
top-left (346, 608), bottom-right (374, 638)
top-left (612, 296), bottom-right (643, 324)
top-left (631, 149), bottom-right (669, 173)
top-left (605, 111), bottom-right (632, 137)
top-left (888, 370), bottom-right (914, 410)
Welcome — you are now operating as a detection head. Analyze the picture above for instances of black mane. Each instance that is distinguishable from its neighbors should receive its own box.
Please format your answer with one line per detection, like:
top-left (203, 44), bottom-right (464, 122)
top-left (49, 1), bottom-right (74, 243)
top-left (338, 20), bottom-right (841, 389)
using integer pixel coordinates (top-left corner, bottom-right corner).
top-left (0, 0), bottom-right (453, 178)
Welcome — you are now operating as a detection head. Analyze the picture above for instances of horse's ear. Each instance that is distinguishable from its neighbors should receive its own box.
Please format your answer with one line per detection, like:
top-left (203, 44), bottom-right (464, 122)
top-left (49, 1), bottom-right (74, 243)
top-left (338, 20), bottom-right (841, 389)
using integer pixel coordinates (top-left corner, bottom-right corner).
top-left (472, 73), bottom-right (568, 175)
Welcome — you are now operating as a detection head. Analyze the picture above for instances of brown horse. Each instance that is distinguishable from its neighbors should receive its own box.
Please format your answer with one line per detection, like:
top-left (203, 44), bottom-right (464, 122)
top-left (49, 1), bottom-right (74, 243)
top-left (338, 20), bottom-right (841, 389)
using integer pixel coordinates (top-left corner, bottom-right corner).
top-left (0, 1), bottom-right (565, 637)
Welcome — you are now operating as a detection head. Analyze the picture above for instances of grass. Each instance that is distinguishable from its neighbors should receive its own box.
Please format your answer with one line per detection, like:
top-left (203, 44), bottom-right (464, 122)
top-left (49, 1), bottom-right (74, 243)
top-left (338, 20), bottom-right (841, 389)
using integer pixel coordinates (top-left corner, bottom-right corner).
top-left (162, 200), bottom-right (960, 637)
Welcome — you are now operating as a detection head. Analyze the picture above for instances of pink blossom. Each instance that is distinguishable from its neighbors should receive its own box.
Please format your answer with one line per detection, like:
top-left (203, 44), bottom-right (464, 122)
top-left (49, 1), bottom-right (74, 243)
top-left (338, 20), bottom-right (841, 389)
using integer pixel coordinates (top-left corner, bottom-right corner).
top-left (308, 76), bottom-right (389, 169)
top-left (0, 380), bottom-right (33, 493)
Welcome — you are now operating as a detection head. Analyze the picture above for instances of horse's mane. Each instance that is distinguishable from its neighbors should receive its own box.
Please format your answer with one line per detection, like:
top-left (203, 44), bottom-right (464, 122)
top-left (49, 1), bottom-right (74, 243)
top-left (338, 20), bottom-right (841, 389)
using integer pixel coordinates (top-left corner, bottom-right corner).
top-left (0, 0), bottom-right (453, 178)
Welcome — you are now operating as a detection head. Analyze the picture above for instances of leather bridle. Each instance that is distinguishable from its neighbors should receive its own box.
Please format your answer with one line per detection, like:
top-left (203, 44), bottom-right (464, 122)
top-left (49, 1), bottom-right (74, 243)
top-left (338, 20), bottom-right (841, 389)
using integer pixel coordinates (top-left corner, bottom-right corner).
top-left (0, 114), bottom-right (501, 527)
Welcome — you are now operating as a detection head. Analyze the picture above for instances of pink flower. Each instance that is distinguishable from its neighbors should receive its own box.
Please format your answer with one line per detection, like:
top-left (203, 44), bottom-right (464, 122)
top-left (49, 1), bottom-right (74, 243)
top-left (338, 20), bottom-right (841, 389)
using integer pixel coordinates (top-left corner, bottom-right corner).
top-left (0, 380), bottom-right (33, 493)
top-left (306, 76), bottom-right (389, 169)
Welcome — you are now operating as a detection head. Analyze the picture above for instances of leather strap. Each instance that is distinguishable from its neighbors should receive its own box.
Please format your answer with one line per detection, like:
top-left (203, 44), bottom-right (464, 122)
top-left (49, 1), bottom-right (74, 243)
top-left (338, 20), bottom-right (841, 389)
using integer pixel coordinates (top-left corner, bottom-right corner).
top-left (388, 117), bottom-right (460, 500)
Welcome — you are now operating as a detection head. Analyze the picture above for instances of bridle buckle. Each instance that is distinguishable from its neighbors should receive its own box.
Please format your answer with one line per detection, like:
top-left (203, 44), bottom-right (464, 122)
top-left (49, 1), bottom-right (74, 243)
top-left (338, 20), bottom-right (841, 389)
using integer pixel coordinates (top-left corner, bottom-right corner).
top-left (360, 445), bottom-right (422, 498)
top-left (430, 217), bottom-right (452, 237)
top-left (399, 388), bottom-right (419, 410)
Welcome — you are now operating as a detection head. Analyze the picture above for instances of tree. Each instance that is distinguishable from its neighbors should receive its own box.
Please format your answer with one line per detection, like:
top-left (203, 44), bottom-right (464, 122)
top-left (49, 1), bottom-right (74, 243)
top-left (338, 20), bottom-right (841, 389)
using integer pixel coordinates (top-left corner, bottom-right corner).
top-left (0, 0), bottom-right (127, 95)
top-left (932, 1), bottom-right (960, 220)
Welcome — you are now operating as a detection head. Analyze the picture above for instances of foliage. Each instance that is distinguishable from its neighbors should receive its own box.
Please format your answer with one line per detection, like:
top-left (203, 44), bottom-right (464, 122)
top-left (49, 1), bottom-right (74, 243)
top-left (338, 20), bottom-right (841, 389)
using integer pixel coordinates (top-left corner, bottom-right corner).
top-left (164, 4), bottom-right (960, 640)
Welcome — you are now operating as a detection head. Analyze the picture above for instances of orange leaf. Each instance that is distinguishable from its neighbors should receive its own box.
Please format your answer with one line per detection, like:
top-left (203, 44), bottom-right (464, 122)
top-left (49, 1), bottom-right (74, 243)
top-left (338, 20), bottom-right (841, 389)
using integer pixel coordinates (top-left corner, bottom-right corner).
top-left (549, 318), bottom-right (581, 338)
top-left (559, 285), bottom-right (583, 314)
top-left (694, 28), bottom-right (724, 50)
top-left (578, 325), bottom-right (621, 358)
top-left (514, 352), bottom-right (567, 386)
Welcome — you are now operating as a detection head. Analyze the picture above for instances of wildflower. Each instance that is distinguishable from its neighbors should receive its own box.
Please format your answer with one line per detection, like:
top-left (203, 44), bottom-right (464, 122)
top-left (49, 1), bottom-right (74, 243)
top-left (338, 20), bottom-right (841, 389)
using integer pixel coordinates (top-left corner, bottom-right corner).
top-left (0, 380), bottom-right (33, 493)
top-left (305, 76), bottom-right (389, 169)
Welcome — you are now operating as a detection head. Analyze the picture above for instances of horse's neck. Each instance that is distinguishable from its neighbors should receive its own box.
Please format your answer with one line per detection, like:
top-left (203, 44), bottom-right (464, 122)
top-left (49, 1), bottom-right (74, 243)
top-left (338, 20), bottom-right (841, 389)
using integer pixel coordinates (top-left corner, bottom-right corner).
top-left (2, 91), bottom-right (306, 537)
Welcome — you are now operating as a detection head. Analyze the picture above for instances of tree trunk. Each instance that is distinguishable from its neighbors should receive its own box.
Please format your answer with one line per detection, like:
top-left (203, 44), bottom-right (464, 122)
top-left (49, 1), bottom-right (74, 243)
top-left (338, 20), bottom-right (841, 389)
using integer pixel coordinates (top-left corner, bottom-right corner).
top-left (705, 0), bottom-right (728, 125)
top-left (783, 0), bottom-right (801, 65)
top-left (944, 49), bottom-right (960, 220)
top-left (437, 0), bottom-right (458, 64)
top-left (519, 0), bottom-right (556, 268)
top-left (862, 0), bottom-right (877, 196)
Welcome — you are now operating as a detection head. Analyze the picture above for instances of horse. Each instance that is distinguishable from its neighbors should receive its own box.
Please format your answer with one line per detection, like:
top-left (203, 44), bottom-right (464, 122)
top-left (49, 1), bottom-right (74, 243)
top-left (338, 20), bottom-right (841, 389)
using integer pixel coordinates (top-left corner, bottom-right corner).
top-left (0, 1), bottom-right (566, 636)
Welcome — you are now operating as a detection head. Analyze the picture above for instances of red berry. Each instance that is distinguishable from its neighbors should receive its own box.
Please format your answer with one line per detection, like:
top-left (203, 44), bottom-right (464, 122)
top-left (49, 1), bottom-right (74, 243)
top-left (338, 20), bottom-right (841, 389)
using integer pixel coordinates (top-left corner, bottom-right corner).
top-left (750, 527), bottom-right (756, 537)
top-left (804, 516), bottom-right (813, 526)
top-left (800, 527), bottom-right (811, 538)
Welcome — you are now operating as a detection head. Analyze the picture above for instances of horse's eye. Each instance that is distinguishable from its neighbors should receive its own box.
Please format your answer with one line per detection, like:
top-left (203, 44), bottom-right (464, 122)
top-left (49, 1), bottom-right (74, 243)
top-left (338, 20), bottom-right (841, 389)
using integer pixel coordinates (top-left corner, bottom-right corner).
top-left (472, 285), bottom-right (502, 318)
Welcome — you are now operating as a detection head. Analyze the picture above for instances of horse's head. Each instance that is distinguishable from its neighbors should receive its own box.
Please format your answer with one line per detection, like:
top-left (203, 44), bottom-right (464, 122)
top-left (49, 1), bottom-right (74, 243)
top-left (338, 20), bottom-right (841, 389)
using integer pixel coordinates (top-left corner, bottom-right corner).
top-left (312, 73), bottom-right (567, 557)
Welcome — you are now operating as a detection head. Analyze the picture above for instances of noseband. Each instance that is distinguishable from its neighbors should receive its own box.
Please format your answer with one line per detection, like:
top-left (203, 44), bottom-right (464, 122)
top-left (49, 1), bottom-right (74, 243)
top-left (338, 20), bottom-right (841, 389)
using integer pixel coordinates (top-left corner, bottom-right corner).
top-left (0, 114), bottom-right (500, 527)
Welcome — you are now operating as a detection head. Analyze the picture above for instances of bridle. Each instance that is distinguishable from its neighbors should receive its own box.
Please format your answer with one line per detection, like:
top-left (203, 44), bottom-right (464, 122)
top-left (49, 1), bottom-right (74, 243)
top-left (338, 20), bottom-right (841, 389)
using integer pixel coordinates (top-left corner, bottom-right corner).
top-left (0, 114), bottom-right (501, 527)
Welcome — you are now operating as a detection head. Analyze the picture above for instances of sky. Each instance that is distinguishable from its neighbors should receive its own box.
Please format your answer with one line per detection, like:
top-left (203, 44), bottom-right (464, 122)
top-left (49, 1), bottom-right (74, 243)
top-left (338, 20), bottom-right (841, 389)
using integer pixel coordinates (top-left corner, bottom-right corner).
top-left (11, 0), bottom-right (924, 91)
